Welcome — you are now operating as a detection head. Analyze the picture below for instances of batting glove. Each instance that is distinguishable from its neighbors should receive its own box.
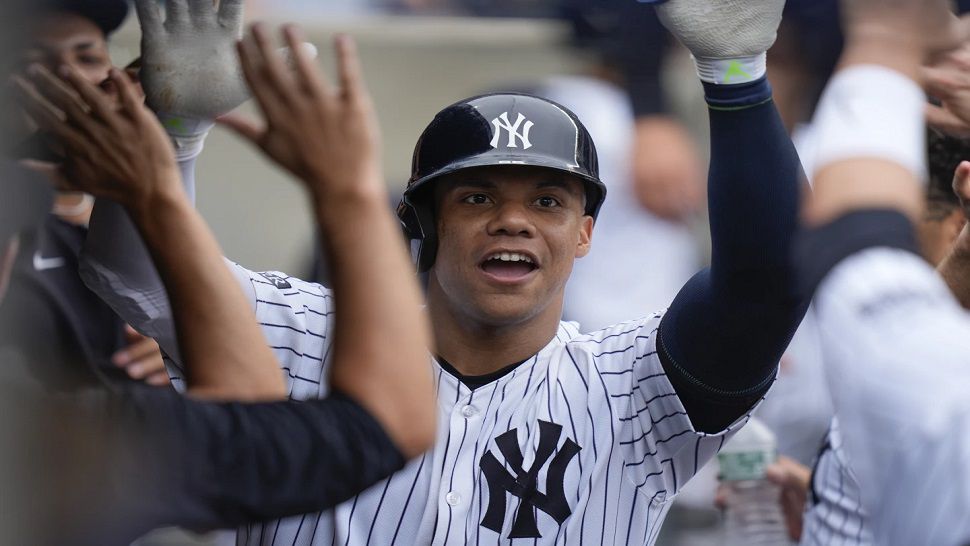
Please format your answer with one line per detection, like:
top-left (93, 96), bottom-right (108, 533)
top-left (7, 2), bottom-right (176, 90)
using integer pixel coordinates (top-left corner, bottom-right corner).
top-left (640, 0), bottom-right (784, 85)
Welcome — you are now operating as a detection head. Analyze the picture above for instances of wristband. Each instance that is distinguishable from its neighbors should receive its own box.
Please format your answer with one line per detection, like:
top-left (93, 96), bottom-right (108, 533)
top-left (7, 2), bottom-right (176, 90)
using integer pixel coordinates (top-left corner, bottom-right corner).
top-left (693, 53), bottom-right (766, 86)
top-left (811, 65), bottom-right (927, 182)
top-left (155, 113), bottom-right (215, 162)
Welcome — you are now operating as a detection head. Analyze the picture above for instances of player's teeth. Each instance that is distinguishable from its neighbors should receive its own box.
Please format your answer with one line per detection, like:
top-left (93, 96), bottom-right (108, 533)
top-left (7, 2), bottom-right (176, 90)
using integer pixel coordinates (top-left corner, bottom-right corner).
top-left (510, 254), bottom-right (520, 262)
top-left (501, 252), bottom-right (511, 261)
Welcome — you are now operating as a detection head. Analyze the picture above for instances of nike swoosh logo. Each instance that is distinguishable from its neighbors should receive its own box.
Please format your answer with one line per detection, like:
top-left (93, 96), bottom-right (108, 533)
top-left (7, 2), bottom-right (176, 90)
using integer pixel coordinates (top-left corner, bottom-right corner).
top-left (33, 251), bottom-right (66, 271)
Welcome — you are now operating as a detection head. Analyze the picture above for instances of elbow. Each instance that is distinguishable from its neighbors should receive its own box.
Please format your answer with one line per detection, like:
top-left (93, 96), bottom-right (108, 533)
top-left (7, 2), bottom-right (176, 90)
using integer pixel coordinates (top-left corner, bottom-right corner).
top-left (393, 398), bottom-right (437, 460)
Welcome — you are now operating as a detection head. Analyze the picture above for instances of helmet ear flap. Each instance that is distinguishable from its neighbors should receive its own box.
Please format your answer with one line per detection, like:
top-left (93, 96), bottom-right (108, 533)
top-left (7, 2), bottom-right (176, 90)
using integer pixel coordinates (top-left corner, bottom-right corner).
top-left (397, 197), bottom-right (438, 273)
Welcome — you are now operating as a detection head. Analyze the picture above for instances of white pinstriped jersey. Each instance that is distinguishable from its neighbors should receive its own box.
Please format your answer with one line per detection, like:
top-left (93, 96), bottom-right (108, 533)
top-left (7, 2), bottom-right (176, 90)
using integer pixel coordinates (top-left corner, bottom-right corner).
top-left (813, 248), bottom-right (970, 546)
top-left (801, 417), bottom-right (870, 546)
top-left (143, 265), bottom-right (756, 546)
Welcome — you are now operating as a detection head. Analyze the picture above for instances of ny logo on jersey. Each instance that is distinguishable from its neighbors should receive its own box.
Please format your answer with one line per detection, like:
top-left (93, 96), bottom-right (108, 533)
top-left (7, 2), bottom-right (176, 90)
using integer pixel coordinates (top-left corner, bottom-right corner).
top-left (490, 112), bottom-right (534, 150)
top-left (479, 420), bottom-right (581, 538)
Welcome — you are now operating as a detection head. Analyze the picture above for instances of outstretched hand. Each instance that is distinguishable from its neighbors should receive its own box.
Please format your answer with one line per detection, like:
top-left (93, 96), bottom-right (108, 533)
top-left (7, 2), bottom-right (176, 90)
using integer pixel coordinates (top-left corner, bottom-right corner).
top-left (13, 65), bottom-right (181, 212)
top-left (219, 26), bottom-right (383, 204)
top-left (135, 0), bottom-right (248, 119)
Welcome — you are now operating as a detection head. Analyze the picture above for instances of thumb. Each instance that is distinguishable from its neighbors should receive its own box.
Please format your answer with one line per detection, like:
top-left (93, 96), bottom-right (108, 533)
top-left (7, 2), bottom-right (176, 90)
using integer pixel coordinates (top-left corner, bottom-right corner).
top-left (19, 159), bottom-right (76, 192)
top-left (217, 113), bottom-right (265, 144)
top-left (952, 160), bottom-right (970, 214)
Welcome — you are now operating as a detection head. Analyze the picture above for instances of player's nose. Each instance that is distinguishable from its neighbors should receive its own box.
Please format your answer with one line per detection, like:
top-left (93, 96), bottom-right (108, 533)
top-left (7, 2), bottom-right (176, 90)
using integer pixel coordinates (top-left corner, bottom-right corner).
top-left (486, 201), bottom-right (534, 238)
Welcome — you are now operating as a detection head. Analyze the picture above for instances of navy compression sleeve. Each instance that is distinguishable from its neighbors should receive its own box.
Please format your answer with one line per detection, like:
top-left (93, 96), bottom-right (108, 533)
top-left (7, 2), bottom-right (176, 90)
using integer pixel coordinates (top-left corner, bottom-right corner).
top-left (658, 78), bottom-right (809, 432)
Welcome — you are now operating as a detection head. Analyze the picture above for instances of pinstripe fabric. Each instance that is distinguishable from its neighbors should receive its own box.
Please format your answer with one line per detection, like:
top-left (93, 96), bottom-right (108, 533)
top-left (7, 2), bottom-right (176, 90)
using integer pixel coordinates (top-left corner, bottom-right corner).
top-left (801, 418), bottom-right (871, 545)
top-left (145, 266), bottom-right (756, 546)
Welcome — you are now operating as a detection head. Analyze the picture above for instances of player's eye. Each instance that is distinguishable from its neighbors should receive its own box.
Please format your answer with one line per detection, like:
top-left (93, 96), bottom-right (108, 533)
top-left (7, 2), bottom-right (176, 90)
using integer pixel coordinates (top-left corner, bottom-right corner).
top-left (462, 193), bottom-right (491, 205)
top-left (534, 196), bottom-right (561, 208)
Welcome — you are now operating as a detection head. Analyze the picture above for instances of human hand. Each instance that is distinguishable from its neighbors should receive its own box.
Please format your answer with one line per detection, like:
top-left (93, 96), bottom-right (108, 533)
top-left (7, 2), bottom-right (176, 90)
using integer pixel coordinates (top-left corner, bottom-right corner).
top-left (631, 116), bottom-right (704, 221)
top-left (13, 64), bottom-right (181, 213)
top-left (112, 325), bottom-right (170, 386)
top-left (764, 456), bottom-right (811, 542)
top-left (841, 0), bottom-right (970, 66)
top-left (134, 0), bottom-right (248, 119)
top-left (925, 43), bottom-right (970, 138)
top-left (219, 26), bottom-right (383, 204)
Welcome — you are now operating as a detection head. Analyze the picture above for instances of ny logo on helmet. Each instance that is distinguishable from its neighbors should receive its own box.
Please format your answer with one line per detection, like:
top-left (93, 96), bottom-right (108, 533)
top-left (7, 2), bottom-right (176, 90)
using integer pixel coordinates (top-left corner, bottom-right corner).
top-left (490, 112), bottom-right (534, 150)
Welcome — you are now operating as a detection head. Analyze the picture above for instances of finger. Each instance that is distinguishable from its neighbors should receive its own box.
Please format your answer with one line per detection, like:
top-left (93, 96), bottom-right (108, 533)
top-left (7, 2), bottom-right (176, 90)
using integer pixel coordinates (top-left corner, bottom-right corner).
top-left (59, 65), bottom-right (118, 124)
top-left (925, 104), bottom-right (970, 138)
top-left (236, 36), bottom-right (287, 121)
top-left (952, 161), bottom-right (970, 214)
top-left (253, 24), bottom-right (295, 94)
top-left (123, 324), bottom-right (141, 342)
top-left (164, 0), bottom-right (190, 28)
top-left (18, 159), bottom-right (77, 192)
top-left (189, 0), bottom-right (216, 22)
top-left (146, 371), bottom-right (172, 387)
top-left (217, 0), bottom-right (245, 29)
top-left (283, 25), bottom-right (327, 97)
top-left (922, 66), bottom-right (967, 100)
top-left (114, 338), bottom-right (161, 367)
top-left (217, 112), bottom-right (265, 143)
top-left (27, 65), bottom-right (91, 121)
top-left (134, 0), bottom-right (163, 35)
top-left (109, 68), bottom-right (145, 119)
top-left (334, 34), bottom-right (366, 100)
top-left (12, 76), bottom-right (75, 139)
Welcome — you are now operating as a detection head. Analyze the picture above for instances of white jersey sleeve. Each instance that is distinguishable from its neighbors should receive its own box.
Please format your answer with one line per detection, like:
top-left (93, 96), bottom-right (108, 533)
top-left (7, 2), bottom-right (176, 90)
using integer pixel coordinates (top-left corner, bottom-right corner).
top-left (814, 247), bottom-right (970, 546)
top-left (567, 314), bottom-right (757, 506)
top-left (79, 152), bottom-right (206, 361)
top-left (801, 417), bottom-right (872, 546)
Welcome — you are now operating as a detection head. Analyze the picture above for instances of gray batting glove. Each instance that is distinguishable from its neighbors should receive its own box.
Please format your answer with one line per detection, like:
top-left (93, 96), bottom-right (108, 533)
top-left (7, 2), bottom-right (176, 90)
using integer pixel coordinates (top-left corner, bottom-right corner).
top-left (135, 0), bottom-right (249, 121)
top-left (643, 0), bottom-right (784, 85)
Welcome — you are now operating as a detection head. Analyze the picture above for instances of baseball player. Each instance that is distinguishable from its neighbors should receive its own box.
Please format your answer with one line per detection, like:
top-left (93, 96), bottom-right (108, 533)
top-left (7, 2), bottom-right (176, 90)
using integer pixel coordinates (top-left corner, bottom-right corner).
top-left (730, 129), bottom-right (970, 544)
top-left (794, 0), bottom-right (970, 544)
top-left (80, 0), bottom-right (806, 544)
top-left (12, 31), bottom-right (435, 544)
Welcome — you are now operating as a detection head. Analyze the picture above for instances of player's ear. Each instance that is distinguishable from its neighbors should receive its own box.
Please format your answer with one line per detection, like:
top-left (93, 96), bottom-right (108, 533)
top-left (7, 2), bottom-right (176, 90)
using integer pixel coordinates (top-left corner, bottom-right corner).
top-left (575, 216), bottom-right (593, 259)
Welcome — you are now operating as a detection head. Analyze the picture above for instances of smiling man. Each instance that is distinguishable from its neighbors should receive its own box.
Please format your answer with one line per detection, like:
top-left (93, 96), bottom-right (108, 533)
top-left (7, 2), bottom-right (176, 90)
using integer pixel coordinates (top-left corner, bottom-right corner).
top-left (80, 0), bottom-right (806, 543)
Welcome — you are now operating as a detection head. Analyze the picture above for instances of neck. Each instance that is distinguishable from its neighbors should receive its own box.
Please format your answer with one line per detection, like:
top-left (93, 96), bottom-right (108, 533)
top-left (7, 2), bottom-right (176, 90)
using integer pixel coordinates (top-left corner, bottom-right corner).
top-left (428, 287), bottom-right (563, 378)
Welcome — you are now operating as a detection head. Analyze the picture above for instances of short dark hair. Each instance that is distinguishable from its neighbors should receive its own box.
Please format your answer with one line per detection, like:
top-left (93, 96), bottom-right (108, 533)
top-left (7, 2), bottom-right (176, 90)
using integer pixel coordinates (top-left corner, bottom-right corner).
top-left (925, 128), bottom-right (970, 220)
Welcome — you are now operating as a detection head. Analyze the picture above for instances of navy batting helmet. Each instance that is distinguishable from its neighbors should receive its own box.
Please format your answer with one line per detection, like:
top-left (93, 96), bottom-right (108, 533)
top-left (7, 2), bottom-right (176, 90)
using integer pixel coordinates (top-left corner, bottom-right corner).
top-left (397, 93), bottom-right (606, 272)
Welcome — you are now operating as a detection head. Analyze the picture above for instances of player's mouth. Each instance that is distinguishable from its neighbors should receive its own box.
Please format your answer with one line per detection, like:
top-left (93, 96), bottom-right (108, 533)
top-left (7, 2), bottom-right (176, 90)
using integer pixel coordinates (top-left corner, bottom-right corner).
top-left (478, 250), bottom-right (539, 284)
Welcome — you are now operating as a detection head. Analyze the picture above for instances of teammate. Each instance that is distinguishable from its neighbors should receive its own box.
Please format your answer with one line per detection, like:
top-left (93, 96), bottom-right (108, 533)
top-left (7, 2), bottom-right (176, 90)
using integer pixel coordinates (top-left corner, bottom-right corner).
top-left (719, 128), bottom-right (970, 544)
top-left (78, 0), bottom-right (805, 543)
top-left (795, 0), bottom-right (970, 543)
top-left (12, 22), bottom-right (435, 544)
top-left (0, 0), bottom-right (170, 389)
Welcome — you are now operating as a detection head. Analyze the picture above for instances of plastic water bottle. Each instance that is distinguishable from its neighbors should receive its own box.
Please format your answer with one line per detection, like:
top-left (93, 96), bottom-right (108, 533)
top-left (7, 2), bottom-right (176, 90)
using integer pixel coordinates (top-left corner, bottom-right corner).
top-left (718, 417), bottom-right (791, 546)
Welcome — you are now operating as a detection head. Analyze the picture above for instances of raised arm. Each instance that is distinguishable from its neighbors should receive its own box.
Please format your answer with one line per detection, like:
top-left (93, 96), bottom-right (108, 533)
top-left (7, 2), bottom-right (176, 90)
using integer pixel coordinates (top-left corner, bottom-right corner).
top-left (644, 0), bottom-right (808, 432)
top-left (798, 1), bottom-right (970, 544)
top-left (79, 0), bottom-right (258, 361)
top-left (15, 64), bottom-right (285, 401)
top-left (218, 26), bottom-right (435, 457)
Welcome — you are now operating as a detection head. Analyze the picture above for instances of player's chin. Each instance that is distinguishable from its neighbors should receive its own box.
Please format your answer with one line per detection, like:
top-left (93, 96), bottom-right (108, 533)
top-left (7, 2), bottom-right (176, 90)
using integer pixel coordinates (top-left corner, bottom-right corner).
top-left (469, 293), bottom-right (546, 326)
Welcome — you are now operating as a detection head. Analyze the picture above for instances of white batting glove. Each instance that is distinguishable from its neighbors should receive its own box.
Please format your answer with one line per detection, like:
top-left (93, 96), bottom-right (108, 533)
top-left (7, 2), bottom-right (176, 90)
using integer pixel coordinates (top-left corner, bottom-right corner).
top-left (644, 0), bottom-right (784, 85)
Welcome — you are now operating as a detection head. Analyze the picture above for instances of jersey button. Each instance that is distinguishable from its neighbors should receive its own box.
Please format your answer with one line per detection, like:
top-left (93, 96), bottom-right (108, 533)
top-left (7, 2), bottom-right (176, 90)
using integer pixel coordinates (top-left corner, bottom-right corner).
top-left (460, 405), bottom-right (478, 419)
top-left (445, 491), bottom-right (462, 506)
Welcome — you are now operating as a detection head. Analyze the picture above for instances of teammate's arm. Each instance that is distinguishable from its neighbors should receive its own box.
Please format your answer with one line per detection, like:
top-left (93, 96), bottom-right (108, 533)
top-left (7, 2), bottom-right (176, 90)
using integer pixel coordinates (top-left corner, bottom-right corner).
top-left (644, 0), bottom-right (808, 432)
top-left (79, 0), bottom-right (260, 364)
top-left (219, 26), bottom-right (435, 457)
top-left (798, 1), bottom-right (970, 544)
top-left (15, 65), bottom-right (285, 401)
